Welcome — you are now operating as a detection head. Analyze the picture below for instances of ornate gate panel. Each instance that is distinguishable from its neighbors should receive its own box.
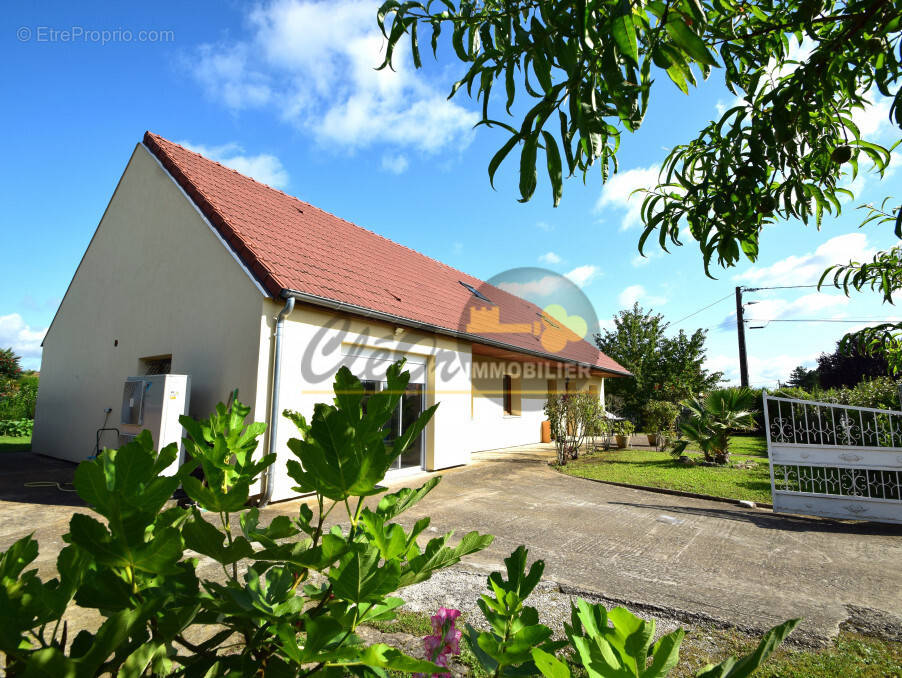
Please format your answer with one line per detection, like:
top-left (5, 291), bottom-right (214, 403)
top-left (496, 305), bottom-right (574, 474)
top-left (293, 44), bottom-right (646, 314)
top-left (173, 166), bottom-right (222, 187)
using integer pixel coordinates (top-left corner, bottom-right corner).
top-left (764, 394), bottom-right (902, 524)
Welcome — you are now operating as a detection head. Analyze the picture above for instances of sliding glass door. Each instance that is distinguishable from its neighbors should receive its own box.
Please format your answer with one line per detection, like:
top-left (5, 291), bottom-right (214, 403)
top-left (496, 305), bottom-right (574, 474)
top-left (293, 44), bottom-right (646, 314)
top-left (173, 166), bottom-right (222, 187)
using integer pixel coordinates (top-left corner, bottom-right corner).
top-left (361, 380), bottom-right (425, 471)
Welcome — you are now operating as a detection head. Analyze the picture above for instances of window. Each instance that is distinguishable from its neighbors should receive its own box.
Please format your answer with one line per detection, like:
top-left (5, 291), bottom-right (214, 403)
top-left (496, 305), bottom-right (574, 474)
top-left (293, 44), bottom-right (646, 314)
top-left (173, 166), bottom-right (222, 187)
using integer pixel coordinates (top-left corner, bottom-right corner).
top-left (360, 379), bottom-right (424, 471)
top-left (502, 375), bottom-right (521, 416)
top-left (459, 280), bottom-right (492, 303)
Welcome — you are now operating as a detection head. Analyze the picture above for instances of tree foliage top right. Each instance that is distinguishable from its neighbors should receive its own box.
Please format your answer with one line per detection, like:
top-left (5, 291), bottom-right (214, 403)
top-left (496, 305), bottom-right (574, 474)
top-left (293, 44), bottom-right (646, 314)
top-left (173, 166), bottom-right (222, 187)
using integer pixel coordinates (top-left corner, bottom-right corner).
top-left (379, 0), bottom-right (902, 366)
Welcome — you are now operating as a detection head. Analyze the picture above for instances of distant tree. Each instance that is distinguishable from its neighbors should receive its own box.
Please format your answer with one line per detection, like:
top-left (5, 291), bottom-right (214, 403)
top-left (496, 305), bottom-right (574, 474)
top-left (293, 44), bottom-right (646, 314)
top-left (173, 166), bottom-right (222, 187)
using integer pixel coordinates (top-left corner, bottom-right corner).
top-left (0, 348), bottom-right (22, 380)
top-left (595, 304), bottom-right (722, 422)
top-left (786, 365), bottom-right (819, 390)
top-left (816, 342), bottom-right (889, 389)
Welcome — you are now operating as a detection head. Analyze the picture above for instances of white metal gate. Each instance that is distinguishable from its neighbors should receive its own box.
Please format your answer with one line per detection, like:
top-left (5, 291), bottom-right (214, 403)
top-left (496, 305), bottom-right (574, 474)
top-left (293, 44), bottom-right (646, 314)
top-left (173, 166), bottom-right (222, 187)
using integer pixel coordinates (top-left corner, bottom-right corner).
top-left (764, 394), bottom-right (902, 524)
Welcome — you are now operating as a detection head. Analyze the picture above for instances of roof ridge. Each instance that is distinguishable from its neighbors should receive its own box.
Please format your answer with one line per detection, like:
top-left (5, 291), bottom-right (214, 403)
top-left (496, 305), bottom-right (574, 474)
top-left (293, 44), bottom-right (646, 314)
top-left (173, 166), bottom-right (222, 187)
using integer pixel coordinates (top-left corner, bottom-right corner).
top-left (146, 131), bottom-right (311, 204)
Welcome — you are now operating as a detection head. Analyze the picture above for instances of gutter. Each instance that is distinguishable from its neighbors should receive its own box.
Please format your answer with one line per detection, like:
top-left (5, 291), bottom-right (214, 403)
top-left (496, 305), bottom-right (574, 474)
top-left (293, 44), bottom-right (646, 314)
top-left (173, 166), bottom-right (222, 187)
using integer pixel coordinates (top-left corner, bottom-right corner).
top-left (281, 288), bottom-right (632, 378)
top-left (259, 296), bottom-right (295, 507)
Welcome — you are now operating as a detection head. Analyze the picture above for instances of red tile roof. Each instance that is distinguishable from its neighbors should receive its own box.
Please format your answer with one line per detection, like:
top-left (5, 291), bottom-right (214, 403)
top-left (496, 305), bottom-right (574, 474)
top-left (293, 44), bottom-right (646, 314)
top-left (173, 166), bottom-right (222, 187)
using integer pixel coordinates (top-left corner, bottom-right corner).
top-left (143, 132), bottom-right (629, 376)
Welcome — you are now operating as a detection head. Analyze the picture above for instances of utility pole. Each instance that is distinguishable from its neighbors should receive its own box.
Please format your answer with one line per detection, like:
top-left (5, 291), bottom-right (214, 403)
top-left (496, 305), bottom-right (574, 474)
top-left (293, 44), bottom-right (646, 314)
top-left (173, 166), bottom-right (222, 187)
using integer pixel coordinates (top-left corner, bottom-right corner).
top-left (735, 286), bottom-right (749, 388)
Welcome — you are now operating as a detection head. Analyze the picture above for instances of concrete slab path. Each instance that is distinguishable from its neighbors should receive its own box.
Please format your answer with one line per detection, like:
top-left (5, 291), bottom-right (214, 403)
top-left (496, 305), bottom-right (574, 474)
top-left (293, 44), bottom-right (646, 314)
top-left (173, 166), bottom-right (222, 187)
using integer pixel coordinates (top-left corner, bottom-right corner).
top-left (273, 444), bottom-right (902, 643)
top-left (3, 445), bottom-right (901, 644)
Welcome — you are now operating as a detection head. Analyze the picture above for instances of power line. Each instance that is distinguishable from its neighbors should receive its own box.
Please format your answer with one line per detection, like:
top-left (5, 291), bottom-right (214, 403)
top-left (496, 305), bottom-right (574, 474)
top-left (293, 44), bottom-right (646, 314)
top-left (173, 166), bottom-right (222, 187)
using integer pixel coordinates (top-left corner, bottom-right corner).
top-left (668, 292), bottom-right (734, 327)
top-left (744, 283), bottom-right (822, 291)
top-left (746, 318), bottom-right (892, 323)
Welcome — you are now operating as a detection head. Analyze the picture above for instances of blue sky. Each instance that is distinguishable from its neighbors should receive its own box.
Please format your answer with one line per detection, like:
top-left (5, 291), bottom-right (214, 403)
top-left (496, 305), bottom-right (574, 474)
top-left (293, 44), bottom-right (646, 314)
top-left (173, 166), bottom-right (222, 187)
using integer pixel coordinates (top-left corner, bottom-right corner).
top-left (2, 1), bottom-right (900, 384)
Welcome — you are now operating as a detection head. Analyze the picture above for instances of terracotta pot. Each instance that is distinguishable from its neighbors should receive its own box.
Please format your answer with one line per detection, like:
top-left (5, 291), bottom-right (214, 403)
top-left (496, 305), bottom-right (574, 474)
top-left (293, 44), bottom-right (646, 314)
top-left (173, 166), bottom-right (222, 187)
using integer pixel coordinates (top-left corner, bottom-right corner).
top-left (615, 434), bottom-right (629, 449)
top-left (541, 420), bottom-right (552, 443)
top-left (647, 434), bottom-right (658, 446)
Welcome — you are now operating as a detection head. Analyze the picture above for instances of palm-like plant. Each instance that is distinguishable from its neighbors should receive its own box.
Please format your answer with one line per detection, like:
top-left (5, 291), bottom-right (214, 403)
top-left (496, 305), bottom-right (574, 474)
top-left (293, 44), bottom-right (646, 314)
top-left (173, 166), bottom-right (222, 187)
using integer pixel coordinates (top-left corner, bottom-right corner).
top-left (671, 388), bottom-right (757, 464)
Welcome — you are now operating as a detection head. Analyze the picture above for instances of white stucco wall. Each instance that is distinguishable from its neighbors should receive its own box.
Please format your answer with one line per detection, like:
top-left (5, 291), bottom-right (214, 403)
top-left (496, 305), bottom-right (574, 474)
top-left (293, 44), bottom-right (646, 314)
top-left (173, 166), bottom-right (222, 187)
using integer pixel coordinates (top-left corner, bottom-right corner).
top-left (33, 144), bottom-right (270, 463)
top-left (469, 359), bottom-right (606, 452)
top-left (265, 304), bottom-right (475, 501)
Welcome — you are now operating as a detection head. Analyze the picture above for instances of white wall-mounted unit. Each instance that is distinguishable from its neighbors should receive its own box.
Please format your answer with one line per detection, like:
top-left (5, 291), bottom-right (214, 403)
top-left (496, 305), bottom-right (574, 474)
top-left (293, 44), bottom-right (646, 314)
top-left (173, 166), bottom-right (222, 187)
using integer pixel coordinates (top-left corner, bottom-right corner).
top-left (119, 374), bottom-right (191, 475)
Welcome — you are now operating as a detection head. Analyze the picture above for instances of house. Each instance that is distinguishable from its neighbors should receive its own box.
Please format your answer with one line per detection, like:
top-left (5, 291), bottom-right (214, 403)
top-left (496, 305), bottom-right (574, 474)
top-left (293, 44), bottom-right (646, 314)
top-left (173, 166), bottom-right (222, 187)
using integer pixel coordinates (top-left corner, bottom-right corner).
top-left (32, 132), bottom-right (629, 502)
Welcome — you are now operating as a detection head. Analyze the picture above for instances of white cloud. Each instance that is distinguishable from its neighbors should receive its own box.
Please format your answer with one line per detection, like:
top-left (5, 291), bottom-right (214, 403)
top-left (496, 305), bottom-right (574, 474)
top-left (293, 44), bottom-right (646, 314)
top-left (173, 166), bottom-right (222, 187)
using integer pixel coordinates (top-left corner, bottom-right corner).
top-left (565, 265), bottom-right (600, 287)
top-left (631, 250), bottom-right (662, 267)
top-left (715, 95), bottom-right (745, 119)
top-left (381, 153), bottom-right (409, 174)
top-left (497, 276), bottom-right (565, 298)
top-left (192, 44), bottom-right (272, 110)
top-left (538, 251), bottom-right (562, 265)
top-left (536, 221), bottom-right (554, 232)
top-left (596, 164), bottom-right (661, 230)
top-left (735, 233), bottom-right (875, 287)
top-left (706, 351), bottom-right (819, 387)
top-left (177, 141), bottom-right (289, 188)
top-left (618, 284), bottom-right (667, 308)
top-left (191, 0), bottom-right (477, 155)
top-left (452, 241), bottom-right (463, 255)
top-left (851, 95), bottom-right (893, 140)
top-left (0, 314), bottom-right (46, 369)
top-left (740, 293), bottom-right (850, 327)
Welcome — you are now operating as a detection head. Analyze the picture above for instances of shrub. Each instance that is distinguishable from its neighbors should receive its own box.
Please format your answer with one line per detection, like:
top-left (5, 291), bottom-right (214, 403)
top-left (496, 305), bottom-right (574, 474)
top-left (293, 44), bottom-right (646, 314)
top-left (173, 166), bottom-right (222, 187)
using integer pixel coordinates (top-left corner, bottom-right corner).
top-left (642, 400), bottom-right (680, 434)
top-left (615, 419), bottom-right (636, 437)
top-left (0, 362), bottom-right (493, 676)
top-left (0, 348), bottom-right (21, 380)
top-left (0, 418), bottom-right (32, 437)
top-left (0, 380), bottom-right (37, 421)
top-left (0, 362), bottom-right (798, 677)
top-left (544, 392), bottom-right (602, 464)
top-left (760, 377), bottom-right (901, 415)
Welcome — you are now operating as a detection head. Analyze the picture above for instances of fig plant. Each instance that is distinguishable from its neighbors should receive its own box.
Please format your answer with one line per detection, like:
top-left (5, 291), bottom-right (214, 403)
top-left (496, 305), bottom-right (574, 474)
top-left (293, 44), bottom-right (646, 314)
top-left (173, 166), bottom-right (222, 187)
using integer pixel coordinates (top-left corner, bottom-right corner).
top-left (0, 361), bottom-right (493, 676)
top-left (0, 361), bottom-right (798, 676)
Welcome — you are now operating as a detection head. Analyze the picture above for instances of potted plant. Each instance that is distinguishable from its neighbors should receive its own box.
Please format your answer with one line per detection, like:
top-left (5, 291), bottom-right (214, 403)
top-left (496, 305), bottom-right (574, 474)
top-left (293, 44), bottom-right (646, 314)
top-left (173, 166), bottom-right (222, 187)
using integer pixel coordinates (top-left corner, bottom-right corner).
top-left (614, 420), bottom-right (635, 448)
top-left (642, 400), bottom-right (680, 447)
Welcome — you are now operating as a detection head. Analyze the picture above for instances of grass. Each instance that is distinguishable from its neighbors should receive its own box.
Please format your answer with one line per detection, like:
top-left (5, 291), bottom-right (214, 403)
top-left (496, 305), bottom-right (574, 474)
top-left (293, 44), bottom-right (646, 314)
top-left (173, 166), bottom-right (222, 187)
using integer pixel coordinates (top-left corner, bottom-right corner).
top-left (557, 435), bottom-right (773, 504)
top-left (0, 434), bottom-right (31, 452)
top-left (370, 611), bottom-right (902, 676)
top-left (370, 610), bottom-right (491, 677)
top-left (675, 627), bottom-right (902, 678)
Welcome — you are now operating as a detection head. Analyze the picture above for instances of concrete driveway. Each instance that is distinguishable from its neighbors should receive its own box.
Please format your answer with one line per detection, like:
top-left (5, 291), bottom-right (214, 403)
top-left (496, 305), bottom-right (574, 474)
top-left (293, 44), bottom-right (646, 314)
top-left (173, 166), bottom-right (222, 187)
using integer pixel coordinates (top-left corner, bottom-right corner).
top-left (3, 446), bottom-right (901, 643)
top-left (280, 444), bottom-right (902, 644)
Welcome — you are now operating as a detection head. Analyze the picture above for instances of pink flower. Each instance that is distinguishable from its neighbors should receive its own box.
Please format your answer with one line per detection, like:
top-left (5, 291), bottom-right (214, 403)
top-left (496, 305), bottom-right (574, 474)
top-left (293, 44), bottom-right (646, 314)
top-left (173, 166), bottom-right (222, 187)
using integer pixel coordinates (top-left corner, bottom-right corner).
top-left (418, 607), bottom-right (462, 677)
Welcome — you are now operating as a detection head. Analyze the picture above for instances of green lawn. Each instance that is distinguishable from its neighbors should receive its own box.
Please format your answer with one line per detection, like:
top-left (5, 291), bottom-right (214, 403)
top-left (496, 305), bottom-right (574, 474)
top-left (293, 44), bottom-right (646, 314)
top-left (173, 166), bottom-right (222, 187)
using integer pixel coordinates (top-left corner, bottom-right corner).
top-left (558, 435), bottom-right (773, 504)
top-left (0, 435), bottom-right (31, 452)
top-left (676, 628), bottom-right (902, 678)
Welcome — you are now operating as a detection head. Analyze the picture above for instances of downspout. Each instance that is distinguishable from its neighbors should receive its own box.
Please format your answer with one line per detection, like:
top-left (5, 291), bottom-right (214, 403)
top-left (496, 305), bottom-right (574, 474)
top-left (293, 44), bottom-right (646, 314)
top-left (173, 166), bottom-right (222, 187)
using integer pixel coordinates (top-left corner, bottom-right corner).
top-left (259, 296), bottom-right (294, 507)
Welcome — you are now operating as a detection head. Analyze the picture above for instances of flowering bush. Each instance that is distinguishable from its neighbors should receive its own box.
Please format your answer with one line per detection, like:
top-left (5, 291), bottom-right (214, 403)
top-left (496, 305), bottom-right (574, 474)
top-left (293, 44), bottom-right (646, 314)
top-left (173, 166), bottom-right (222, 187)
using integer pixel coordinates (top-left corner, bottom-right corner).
top-left (0, 348), bottom-right (21, 380)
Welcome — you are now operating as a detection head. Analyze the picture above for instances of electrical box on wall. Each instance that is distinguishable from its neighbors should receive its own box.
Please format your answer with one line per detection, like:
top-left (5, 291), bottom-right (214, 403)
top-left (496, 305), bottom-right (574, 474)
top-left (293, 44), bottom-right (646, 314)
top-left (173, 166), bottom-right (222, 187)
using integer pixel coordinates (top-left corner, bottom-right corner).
top-left (119, 374), bottom-right (191, 476)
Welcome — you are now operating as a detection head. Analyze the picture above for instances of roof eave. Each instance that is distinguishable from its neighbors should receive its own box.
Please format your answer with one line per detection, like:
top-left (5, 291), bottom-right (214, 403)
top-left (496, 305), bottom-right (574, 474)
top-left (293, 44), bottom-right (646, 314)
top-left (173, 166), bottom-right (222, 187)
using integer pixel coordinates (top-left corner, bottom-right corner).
top-left (280, 288), bottom-right (632, 378)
